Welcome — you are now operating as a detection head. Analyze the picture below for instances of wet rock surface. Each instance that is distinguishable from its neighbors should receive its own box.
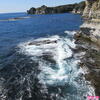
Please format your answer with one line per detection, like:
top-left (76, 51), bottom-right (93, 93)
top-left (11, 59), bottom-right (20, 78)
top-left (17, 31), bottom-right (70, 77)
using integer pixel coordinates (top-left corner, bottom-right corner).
top-left (28, 40), bottom-right (57, 46)
top-left (75, 32), bottom-right (100, 96)
top-left (75, 0), bottom-right (100, 96)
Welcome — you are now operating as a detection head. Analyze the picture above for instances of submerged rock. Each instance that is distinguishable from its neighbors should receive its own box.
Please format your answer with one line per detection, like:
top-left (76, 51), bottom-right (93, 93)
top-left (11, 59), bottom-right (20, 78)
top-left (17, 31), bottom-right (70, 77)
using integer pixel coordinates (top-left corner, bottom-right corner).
top-left (28, 40), bottom-right (57, 46)
top-left (74, 0), bottom-right (100, 95)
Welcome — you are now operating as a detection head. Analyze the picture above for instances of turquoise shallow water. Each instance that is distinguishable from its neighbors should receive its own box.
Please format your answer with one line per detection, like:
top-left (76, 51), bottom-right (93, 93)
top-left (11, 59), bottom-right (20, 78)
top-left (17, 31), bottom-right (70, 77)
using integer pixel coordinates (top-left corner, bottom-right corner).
top-left (0, 13), bottom-right (95, 100)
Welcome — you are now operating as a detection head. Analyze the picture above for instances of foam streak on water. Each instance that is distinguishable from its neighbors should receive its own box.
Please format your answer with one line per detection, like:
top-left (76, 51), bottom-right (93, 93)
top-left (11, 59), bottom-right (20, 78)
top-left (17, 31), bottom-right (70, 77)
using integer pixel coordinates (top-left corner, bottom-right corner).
top-left (18, 31), bottom-right (95, 100)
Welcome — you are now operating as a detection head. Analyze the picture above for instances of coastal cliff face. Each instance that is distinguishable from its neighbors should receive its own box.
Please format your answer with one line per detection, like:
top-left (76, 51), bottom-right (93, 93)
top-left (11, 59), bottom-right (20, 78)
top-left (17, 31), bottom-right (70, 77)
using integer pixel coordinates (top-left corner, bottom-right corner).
top-left (83, 0), bottom-right (100, 19)
top-left (75, 0), bottom-right (100, 95)
top-left (27, 1), bottom-right (85, 15)
top-left (80, 0), bottom-right (100, 45)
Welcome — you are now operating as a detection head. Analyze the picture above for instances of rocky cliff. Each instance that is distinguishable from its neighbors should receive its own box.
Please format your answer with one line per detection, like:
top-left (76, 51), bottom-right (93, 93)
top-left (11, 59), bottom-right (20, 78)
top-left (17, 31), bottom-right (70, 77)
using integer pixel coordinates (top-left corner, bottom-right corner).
top-left (27, 1), bottom-right (85, 14)
top-left (80, 0), bottom-right (100, 45)
top-left (75, 0), bottom-right (100, 95)
top-left (83, 0), bottom-right (100, 19)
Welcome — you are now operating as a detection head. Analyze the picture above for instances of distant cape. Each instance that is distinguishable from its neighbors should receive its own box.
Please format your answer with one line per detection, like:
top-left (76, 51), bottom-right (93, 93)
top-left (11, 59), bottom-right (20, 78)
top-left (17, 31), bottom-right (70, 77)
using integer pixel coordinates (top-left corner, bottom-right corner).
top-left (27, 1), bottom-right (85, 15)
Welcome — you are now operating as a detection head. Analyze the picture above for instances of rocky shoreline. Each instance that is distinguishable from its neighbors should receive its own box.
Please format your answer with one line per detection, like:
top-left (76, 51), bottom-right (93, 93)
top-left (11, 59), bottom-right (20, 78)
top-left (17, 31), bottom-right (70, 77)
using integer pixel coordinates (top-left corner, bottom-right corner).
top-left (74, 30), bottom-right (100, 96)
top-left (74, 0), bottom-right (100, 96)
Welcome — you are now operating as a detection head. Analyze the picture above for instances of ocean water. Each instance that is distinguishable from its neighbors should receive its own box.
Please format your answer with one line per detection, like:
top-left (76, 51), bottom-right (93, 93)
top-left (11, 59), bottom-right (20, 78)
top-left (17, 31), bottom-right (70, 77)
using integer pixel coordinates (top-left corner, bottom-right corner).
top-left (0, 13), bottom-right (95, 100)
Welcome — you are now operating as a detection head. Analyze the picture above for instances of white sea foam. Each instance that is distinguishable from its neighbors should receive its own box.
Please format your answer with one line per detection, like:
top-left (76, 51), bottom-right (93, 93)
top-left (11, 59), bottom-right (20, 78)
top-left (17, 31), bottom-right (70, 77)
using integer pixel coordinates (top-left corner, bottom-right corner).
top-left (18, 32), bottom-right (95, 97)
top-left (64, 30), bottom-right (77, 36)
top-left (18, 35), bottom-right (77, 85)
top-left (18, 35), bottom-right (59, 57)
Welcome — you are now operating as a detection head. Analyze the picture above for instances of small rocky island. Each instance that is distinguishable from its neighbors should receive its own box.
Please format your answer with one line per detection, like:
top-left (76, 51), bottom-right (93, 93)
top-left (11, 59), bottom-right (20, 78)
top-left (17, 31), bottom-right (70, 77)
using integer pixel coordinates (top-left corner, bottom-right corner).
top-left (27, 1), bottom-right (85, 14)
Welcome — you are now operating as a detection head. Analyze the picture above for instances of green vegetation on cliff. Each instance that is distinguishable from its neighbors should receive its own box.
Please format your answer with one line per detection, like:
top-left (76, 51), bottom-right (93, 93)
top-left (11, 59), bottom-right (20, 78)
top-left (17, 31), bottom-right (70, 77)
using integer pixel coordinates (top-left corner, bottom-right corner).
top-left (27, 1), bottom-right (85, 14)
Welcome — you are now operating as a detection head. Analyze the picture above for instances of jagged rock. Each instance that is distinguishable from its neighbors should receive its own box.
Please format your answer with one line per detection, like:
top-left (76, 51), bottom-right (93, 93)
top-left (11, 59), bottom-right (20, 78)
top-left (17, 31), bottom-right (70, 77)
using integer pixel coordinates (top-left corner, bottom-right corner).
top-left (28, 40), bottom-right (57, 46)
top-left (80, 0), bottom-right (100, 45)
top-left (75, 30), bottom-right (100, 95)
top-left (75, 0), bottom-right (100, 95)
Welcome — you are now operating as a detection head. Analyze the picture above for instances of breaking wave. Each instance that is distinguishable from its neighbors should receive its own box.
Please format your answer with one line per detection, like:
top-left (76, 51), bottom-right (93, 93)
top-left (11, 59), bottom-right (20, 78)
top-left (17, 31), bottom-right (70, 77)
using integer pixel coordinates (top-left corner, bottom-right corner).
top-left (16, 31), bottom-right (95, 100)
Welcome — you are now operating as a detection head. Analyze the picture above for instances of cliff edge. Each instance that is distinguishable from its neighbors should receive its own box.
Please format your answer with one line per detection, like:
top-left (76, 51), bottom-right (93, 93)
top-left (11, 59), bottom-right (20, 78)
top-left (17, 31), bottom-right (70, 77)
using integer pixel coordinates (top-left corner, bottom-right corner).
top-left (75, 0), bottom-right (100, 95)
top-left (80, 0), bottom-right (100, 45)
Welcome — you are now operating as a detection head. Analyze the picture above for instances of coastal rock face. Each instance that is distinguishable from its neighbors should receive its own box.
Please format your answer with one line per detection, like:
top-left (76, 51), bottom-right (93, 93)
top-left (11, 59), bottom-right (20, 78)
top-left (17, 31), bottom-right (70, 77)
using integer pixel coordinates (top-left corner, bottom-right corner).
top-left (80, 0), bottom-right (100, 45)
top-left (83, 0), bottom-right (100, 19)
top-left (75, 0), bottom-right (100, 95)
top-left (75, 31), bottom-right (100, 95)
top-left (27, 1), bottom-right (85, 14)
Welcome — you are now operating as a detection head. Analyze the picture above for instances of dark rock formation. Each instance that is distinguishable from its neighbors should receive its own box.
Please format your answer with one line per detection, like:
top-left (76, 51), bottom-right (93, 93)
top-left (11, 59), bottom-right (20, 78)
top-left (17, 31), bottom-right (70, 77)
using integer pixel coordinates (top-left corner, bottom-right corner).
top-left (27, 1), bottom-right (85, 14)
top-left (75, 0), bottom-right (100, 96)
top-left (28, 40), bottom-right (57, 46)
top-left (75, 31), bottom-right (100, 96)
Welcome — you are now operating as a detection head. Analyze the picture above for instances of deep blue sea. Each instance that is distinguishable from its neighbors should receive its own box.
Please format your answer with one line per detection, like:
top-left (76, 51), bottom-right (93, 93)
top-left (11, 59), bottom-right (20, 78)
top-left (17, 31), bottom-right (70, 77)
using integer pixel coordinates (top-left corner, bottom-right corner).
top-left (0, 13), bottom-right (95, 100)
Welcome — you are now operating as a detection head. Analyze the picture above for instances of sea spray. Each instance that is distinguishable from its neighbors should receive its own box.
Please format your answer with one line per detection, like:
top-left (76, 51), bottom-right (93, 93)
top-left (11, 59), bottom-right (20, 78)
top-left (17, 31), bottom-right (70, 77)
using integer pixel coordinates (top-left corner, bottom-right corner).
top-left (17, 31), bottom-right (95, 99)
